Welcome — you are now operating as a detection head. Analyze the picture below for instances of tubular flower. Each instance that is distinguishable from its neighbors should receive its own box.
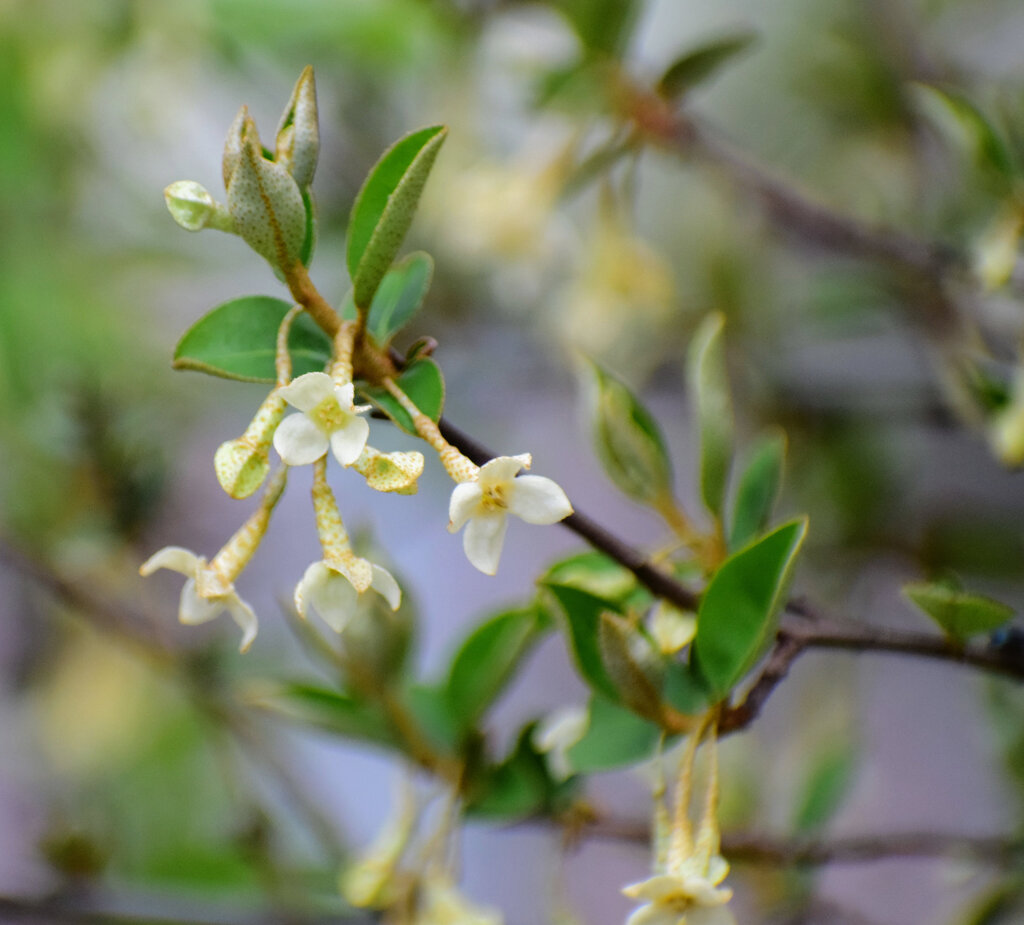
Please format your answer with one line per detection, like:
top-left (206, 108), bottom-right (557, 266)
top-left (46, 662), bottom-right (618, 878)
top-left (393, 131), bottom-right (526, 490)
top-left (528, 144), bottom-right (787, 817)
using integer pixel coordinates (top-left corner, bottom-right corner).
top-left (139, 547), bottom-right (258, 652)
top-left (294, 557), bottom-right (401, 634)
top-left (447, 454), bottom-right (573, 575)
top-left (273, 372), bottom-right (371, 466)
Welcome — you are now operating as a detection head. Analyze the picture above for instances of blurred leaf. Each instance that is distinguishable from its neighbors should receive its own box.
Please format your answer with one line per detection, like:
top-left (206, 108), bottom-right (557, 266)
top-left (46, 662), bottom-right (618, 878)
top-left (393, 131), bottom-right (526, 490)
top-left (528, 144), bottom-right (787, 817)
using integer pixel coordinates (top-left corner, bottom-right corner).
top-left (585, 359), bottom-right (673, 506)
top-left (360, 357), bottom-right (444, 434)
top-left (553, 0), bottom-right (640, 58)
top-left (688, 312), bottom-right (734, 520)
top-left (544, 550), bottom-right (638, 605)
top-left (693, 518), bottom-right (808, 700)
top-left (402, 682), bottom-right (460, 754)
top-left (365, 251), bottom-right (433, 345)
top-left (598, 612), bottom-right (664, 721)
top-left (445, 605), bottom-right (551, 732)
top-left (657, 31), bottom-right (757, 100)
top-left (903, 582), bottom-right (1013, 642)
top-left (545, 583), bottom-right (623, 703)
top-left (567, 695), bottom-right (661, 773)
top-left (922, 512), bottom-right (1024, 578)
top-left (262, 683), bottom-right (398, 749)
top-left (662, 660), bottom-right (711, 716)
top-left (173, 296), bottom-right (330, 383)
top-left (299, 188), bottom-right (317, 267)
top-left (913, 84), bottom-right (1017, 185)
top-left (729, 430), bottom-right (786, 552)
top-left (792, 743), bottom-right (857, 834)
top-left (347, 125), bottom-right (447, 309)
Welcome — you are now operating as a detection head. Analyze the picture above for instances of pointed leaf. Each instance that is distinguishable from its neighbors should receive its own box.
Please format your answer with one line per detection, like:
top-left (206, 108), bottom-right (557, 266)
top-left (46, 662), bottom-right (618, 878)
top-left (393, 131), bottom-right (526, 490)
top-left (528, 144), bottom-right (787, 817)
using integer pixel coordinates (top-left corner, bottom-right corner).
top-left (585, 359), bottom-right (673, 506)
top-left (544, 583), bottom-right (623, 703)
top-left (904, 582), bottom-right (1014, 642)
top-left (445, 605), bottom-right (551, 732)
top-left (693, 517), bottom-right (808, 699)
top-left (729, 430), bottom-right (786, 552)
top-left (566, 695), bottom-right (661, 774)
top-left (366, 251), bottom-right (433, 345)
top-left (173, 296), bottom-right (331, 382)
top-left (258, 682), bottom-right (398, 749)
top-left (360, 357), bottom-right (445, 435)
top-left (793, 743), bottom-right (858, 834)
top-left (544, 550), bottom-right (638, 605)
top-left (554, 0), bottom-right (640, 57)
top-left (688, 312), bottom-right (735, 520)
top-left (657, 31), bottom-right (757, 100)
top-left (347, 126), bottom-right (447, 310)
top-left (598, 612), bottom-right (664, 721)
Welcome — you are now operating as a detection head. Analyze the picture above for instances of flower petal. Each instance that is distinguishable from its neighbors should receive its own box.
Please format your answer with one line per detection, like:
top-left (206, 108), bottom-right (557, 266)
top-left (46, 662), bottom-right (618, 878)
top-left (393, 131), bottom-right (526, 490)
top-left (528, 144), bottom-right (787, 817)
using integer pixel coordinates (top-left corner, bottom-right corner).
top-left (329, 415), bottom-right (370, 466)
top-left (178, 578), bottom-right (226, 625)
top-left (462, 511), bottom-right (509, 575)
top-left (278, 371), bottom-right (334, 412)
top-left (295, 560), bottom-right (331, 619)
top-left (448, 482), bottom-right (483, 532)
top-left (333, 381), bottom-right (356, 409)
top-left (139, 546), bottom-right (200, 577)
top-left (507, 475), bottom-right (573, 524)
top-left (622, 875), bottom-right (683, 904)
top-left (478, 453), bottom-right (531, 488)
top-left (312, 568), bottom-right (360, 632)
top-left (370, 564), bottom-right (402, 611)
top-left (225, 594), bottom-right (259, 653)
top-left (274, 412), bottom-right (329, 465)
top-left (688, 905), bottom-right (738, 925)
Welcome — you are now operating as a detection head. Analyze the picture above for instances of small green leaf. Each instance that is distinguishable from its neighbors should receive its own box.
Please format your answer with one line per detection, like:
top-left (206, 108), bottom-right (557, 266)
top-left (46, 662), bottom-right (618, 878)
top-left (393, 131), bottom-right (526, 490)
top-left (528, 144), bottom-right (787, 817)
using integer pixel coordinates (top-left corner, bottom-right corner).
top-left (657, 31), bottom-right (757, 100)
top-left (793, 743), bottom-right (857, 834)
top-left (693, 517), bottom-right (808, 700)
top-left (366, 251), bottom-right (433, 345)
top-left (347, 126), bottom-right (447, 310)
top-left (688, 312), bottom-right (735, 520)
top-left (173, 296), bottom-right (331, 382)
top-left (567, 695), bottom-right (661, 774)
top-left (445, 606), bottom-right (550, 732)
top-left (662, 661), bottom-right (711, 716)
top-left (360, 357), bottom-right (445, 435)
top-left (544, 583), bottom-right (622, 703)
top-left (598, 612), bottom-right (664, 721)
top-left (401, 682), bottom-right (460, 754)
top-left (299, 188), bottom-right (317, 267)
top-left (259, 683), bottom-right (397, 750)
top-left (729, 430), bottom-right (786, 552)
top-left (904, 582), bottom-right (1014, 642)
top-left (554, 0), bottom-right (640, 57)
top-left (585, 359), bottom-right (673, 506)
top-left (544, 550), bottom-right (638, 605)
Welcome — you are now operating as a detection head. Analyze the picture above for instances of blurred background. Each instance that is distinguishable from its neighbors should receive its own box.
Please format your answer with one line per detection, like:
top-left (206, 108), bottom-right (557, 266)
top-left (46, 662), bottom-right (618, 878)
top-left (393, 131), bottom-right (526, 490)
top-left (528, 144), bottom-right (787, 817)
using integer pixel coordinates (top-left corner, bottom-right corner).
top-left (4, 1), bottom-right (1024, 923)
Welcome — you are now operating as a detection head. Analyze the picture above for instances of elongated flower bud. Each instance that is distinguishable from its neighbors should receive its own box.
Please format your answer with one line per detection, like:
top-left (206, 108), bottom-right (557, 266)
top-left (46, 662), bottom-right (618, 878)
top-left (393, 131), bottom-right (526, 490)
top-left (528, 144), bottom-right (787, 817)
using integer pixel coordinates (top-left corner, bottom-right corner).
top-left (275, 66), bottom-right (319, 189)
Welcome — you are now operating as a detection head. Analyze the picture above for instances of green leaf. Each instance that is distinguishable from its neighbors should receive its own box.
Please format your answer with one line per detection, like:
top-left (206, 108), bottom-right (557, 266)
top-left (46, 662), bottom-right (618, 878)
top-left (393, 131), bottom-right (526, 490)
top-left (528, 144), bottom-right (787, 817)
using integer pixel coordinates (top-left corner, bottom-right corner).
top-left (366, 251), bottom-right (433, 345)
top-left (401, 682), bottom-right (460, 754)
top-left (728, 430), bottom-right (786, 552)
top-left (693, 517), bottom-right (808, 700)
top-left (598, 612), bottom-right (664, 721)
top-left (299, 187), bottom-right (317, 267)
top-left (793, 743), bottom-right (857, 834)
top-left (173, 296), bottom-right (331, 382)
top-left (544, 583), bottom-right (622, 703)
top-left (913, 84), bottom-right (1017, 184)
top-left (662, 661), bottom-right (711, 716)
top-left (553, 0), bottom-right (640, 57)
top-left (688, 312), bottom-right (734, 520)
top-left (903, 582), bottom-right (1014, 642)
top-left (347, 126), bottom-right (447, 310)
top-left (445, 605), bottom-right (550, 732)
top-left (360, 357), bottom-right (444, 435)
top-left (585, 359), bottom-right (673, 506)
top-left (567, 696), bottom-right (661, 774)
top-left (259, 682), bottom-right (397, 750)
top-left (657, 31), bottom-right (757, 100)
top-left (544, 550), bottom-right (638, 605)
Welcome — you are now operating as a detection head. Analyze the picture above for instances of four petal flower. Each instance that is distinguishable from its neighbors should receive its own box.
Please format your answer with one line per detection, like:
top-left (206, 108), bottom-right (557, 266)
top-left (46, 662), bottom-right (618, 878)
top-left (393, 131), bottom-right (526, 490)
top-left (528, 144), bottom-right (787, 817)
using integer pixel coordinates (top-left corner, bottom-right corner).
top-left (140, 546), bottom-right (258, 652)
top-left (273, 372), bottom-right (371, 467)
top-left (448, 454), bottom-right (573, 574)
top-left (294, 556), bottom-right (401, 633)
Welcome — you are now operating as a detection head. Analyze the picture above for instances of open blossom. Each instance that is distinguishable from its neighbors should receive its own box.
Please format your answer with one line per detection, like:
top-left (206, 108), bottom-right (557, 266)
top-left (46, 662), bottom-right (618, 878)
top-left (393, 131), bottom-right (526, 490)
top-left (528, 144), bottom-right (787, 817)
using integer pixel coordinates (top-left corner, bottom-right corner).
top-left (139, 547), bottom-right (258, 652)
top-left (273, 372), bottom-right (370, 466)
top-left (622, 860), bottom-right (736, 925)
top-left (294, 557), bottom-right (401, 633)
top-left (448, 454), bottom-right (572, 575)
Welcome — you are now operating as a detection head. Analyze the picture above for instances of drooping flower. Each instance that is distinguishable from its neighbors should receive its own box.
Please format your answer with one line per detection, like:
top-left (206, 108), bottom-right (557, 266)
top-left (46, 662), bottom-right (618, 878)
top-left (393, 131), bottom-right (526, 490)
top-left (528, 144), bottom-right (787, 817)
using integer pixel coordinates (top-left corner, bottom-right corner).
top-left (273, 372), bottom-right (371, 466)
top-left (413, 874), bottom-right (504, 925)
top-left (294, 557), bottom-right (401, 633)
top-left (139, 546), bottom-right (258, 652)
top-left (621, 862), bottom-right (736, 925)
top-left (448, 454), bottom-right (572, 575)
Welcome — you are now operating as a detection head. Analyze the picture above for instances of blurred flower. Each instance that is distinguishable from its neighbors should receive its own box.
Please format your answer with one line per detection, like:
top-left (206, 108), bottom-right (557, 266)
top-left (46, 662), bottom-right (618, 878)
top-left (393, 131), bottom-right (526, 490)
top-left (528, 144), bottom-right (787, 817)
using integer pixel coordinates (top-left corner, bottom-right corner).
top-left (448, 454), bottom-right (572, 574)
top-left (533, 705), bottom-right (588, 779)
top-left (294, 557), bottom-right (401, 634)
top-left (622, 864), bottom-right (735, 925)
top-left (340, 784), bottom-right (416, 910)
top-left (649, 603), bottom-right (697, 656)
top-left (414, 874), bottom-right (504, 925)
top-left (274, 373), bottom-right (371, 466)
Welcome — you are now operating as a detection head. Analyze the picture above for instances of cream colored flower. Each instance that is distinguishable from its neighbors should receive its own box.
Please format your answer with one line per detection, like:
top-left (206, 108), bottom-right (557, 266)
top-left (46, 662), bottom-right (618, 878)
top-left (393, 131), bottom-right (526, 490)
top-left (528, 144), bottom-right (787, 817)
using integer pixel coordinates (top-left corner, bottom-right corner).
top-left (533, 705), bottom-right (588, 780)
top-left (414, 874), bottom-right (503, 925)
top-left (447, 454), bottom-right (573, 575)
top-left (273, 373), bottom-right (371, 467)
top-left (294, 557), bottom-right (401, 634)
top-left (139, 546), bottom-right (257, 652)
top-left (622, 859), bottom-right (736, 925)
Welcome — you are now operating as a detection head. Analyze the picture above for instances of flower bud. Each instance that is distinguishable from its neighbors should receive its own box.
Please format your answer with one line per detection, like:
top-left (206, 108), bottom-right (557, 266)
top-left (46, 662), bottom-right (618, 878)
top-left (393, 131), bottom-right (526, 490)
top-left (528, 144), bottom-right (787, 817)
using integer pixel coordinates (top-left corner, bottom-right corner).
top-left (164, 181), bottom-right (234, 233)
top-left (351, 446), bottom-right (425, 494)
top-left (225, 111), bottom-right (306, 271)
top-left (214, 390), bottom-right (287, 499)
top-left (275, 66), bottom-right (319, 189)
